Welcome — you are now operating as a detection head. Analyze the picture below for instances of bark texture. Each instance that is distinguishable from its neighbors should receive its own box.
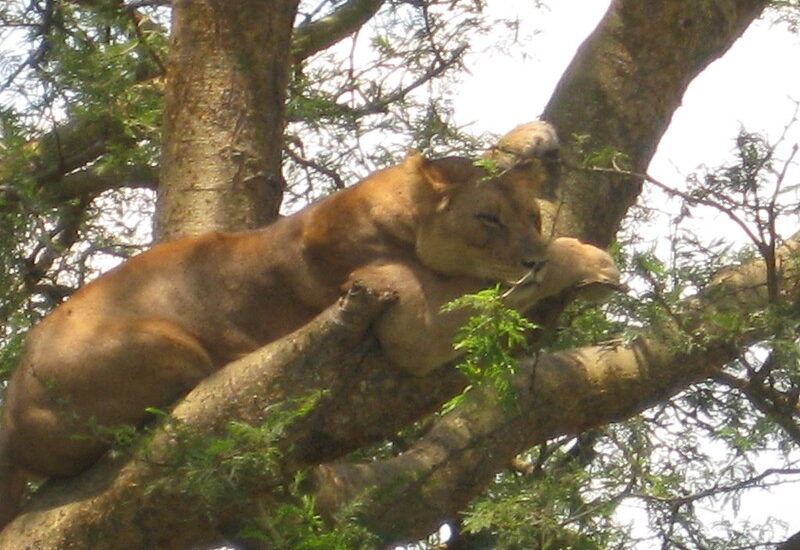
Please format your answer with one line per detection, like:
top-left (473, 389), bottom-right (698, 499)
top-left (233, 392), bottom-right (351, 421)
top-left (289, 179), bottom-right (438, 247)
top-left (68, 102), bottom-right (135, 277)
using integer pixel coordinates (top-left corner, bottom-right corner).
top-left (0, 116), bottom-right (141, 210)
top-left (155, 0), bottom-right (299, 241)
top-left (543, 0), bottom-right (768, 245)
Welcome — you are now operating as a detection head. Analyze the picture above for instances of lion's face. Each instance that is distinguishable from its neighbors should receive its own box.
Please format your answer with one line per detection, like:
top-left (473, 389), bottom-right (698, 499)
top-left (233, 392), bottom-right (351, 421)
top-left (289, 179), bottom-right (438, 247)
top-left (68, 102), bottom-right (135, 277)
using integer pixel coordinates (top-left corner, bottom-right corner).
top-left (414, 157), bottom-right (550, 284)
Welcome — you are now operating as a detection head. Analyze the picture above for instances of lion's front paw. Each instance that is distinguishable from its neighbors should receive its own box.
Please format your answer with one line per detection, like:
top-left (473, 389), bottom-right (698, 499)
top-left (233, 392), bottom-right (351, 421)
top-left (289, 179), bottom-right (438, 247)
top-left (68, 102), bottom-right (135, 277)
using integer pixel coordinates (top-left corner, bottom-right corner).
top-left (345, 265), bottom-right (401, 299)
top-left (544, 237), bottom-right (621, 300)
top-left (547, 238), bottom-right (621, 284)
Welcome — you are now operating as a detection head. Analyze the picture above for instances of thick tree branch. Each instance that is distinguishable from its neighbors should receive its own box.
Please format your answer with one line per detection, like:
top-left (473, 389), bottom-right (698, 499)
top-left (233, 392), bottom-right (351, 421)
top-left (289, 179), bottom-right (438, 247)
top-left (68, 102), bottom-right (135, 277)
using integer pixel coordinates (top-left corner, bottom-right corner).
top-left (56, 164), bottom-right (159, 197)
top-left (292, 0), bottom-right (385, 61)
top-left (0, 286), bottom-right (393, 550)
top-left (309, 237), bottom-right (800, 541)
top-left (4, 229), bottom-right (797, 547)
top-left (542, 0), bottom-right (768, 245)
top-left (0, 116), bottom-right (135, 207)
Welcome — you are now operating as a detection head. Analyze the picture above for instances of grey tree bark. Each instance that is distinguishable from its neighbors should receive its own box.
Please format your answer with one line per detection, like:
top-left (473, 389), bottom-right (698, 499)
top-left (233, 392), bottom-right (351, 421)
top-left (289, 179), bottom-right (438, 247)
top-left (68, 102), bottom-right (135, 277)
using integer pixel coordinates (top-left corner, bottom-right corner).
top-left (155, 0), bottom-right (299, 241)
top-left (542, 0), bottom-right (767, 245)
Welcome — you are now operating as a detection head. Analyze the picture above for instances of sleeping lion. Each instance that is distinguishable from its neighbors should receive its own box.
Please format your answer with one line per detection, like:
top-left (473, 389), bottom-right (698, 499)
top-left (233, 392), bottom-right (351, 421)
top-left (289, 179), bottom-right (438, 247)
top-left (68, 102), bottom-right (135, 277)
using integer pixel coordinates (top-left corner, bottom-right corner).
top-left (0, 121), bottom-right (618, 527)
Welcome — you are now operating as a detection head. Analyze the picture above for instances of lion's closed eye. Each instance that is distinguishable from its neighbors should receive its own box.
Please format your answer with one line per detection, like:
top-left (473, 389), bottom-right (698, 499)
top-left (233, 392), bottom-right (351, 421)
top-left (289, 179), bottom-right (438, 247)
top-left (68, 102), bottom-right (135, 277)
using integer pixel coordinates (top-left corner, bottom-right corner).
top-left (475, 213), bottom-right (503, 228)
top-left (530, 211), bottom-right (541, 229)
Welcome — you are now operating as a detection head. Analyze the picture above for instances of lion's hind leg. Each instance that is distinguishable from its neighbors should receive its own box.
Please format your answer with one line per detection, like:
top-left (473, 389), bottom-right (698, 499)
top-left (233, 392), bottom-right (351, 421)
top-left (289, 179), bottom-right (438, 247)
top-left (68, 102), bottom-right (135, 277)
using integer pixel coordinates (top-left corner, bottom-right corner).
top-left (1, 316), bottom-right (216, 484)
top-left (0, 428), bottom-right (28, 530)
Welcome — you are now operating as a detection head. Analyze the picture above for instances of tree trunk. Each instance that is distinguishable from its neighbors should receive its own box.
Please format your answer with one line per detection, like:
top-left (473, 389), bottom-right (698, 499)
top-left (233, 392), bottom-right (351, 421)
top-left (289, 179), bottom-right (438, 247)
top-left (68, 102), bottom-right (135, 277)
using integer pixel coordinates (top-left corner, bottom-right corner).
top-left (155, 0), bottom-right (299, 241)
top-left (779, 530), bottom-right (800, 550)
top-left (543, 0), bottom-right (767, 245)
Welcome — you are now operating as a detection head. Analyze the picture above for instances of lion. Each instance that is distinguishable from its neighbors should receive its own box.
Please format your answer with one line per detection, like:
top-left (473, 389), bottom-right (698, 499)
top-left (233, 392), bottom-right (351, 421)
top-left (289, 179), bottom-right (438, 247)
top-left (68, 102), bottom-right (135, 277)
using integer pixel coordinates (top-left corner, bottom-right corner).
top-left (0, 121), bottom-right (619, 527)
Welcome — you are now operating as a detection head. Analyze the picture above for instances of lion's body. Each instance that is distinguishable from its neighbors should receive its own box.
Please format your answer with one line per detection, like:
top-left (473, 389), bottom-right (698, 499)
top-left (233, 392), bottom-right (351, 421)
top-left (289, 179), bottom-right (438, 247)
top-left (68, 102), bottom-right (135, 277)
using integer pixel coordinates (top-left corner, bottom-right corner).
top-left (0, 122), bottom-right (619, 528)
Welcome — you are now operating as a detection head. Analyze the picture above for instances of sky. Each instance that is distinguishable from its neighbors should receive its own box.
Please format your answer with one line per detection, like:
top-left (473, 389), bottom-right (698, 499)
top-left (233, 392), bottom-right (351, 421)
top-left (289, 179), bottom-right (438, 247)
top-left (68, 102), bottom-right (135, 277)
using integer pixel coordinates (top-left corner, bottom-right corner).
top-left (451, 0), bottom-right (800, 546)
top-left (453, 1), bottom-right (800, 179)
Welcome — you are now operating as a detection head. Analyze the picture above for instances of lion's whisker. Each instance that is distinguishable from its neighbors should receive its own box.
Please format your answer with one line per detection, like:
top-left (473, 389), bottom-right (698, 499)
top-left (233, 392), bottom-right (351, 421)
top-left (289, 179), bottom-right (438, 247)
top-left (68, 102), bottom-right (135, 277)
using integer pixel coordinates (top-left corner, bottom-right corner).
top-left (501, 270), bottom-right (539, 298)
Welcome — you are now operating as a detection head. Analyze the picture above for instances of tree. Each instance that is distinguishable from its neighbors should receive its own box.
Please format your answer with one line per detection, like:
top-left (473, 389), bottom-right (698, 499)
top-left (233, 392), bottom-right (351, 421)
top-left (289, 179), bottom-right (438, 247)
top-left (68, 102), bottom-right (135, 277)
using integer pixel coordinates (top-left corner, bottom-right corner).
top-left (0, 0), bottom-right (798, 548)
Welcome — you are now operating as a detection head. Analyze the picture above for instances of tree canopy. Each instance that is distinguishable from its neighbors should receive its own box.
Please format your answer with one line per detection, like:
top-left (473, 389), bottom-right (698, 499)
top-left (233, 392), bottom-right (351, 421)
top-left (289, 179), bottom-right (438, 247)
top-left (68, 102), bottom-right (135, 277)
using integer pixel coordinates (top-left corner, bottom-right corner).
top-left (1, 1), bottom-right (799, 549)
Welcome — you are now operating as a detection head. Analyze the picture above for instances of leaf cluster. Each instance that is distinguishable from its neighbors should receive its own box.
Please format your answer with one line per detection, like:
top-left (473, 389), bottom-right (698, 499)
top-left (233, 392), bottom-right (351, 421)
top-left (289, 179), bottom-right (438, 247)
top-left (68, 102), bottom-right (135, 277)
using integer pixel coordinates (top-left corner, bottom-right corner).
top-left (151, 390), bottom-right (377, 547)
top-left (158, 392), bottom-right (323, 512)
top-left (571, 133), bottom-right (631, 171)
top-left (441, 285), bottom-right (537, 411)
top-left (462, 436), bottom-right (629, 550)
top-left (239, 479), bottom-right (379, 550)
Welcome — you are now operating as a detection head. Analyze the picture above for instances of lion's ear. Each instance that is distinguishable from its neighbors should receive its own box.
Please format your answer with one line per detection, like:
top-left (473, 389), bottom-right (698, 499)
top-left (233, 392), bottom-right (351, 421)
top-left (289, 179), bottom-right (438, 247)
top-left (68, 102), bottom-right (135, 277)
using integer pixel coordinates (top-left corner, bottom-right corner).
top-left (401, 150), bottom-right (427, 175)
top-left (408, 155), bottom-right (477, 195)
top-left (404, 152), bottom-right (444, 192)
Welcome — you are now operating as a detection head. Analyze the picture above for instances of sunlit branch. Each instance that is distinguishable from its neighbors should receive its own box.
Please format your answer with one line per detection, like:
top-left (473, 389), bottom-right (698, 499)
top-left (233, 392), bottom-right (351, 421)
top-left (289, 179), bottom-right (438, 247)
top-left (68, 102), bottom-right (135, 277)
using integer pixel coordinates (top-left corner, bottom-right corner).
top-left (292, 0), bottom-right (386, 61)
top-left (57, 164), bottom-right (158, 198)
top-left (308, 238), bottom-right (800, 539)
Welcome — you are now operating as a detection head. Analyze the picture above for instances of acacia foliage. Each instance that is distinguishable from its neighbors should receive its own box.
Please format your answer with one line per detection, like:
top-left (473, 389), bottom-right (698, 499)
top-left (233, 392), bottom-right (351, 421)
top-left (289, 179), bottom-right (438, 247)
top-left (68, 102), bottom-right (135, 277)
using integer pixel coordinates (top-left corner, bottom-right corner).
top-left (0, 1), bottom-right (799, 549)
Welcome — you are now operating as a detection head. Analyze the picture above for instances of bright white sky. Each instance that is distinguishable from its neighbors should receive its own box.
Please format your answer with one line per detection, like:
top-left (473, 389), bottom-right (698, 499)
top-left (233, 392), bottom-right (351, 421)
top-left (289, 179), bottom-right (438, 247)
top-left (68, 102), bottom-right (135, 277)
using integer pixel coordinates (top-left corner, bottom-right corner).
top-left (454, 1), bottom-right (800, 180)
top-left (451, 1), bottom-right (800, 546)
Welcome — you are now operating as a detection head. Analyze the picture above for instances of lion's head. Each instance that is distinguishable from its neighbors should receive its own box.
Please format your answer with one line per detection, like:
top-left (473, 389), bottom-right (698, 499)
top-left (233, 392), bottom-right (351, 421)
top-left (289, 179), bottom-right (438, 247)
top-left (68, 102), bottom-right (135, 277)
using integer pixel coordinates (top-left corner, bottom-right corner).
top-left (411, 153), bottom-right (554, 285)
